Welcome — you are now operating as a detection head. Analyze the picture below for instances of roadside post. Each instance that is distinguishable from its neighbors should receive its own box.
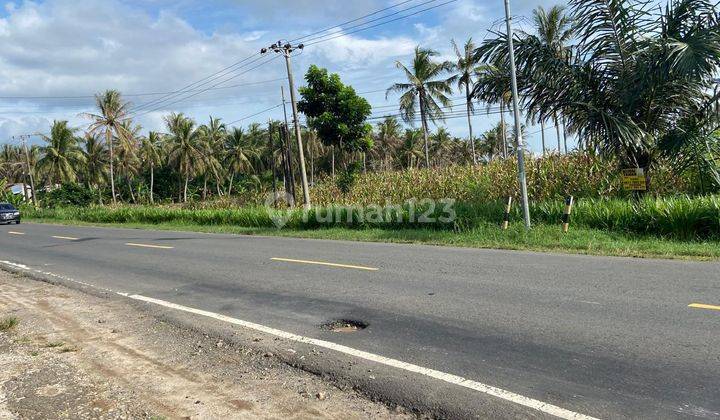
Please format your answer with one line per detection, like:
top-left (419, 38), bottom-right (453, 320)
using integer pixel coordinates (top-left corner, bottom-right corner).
top-left (501, 196), bottom-right (512, 230)
top-left (561, 196), bottom-right (574, 233)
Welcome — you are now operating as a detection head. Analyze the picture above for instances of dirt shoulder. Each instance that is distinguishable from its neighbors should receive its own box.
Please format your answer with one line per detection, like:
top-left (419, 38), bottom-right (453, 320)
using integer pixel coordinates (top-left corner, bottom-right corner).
top-left (0, 271), bottom-right (411, 419)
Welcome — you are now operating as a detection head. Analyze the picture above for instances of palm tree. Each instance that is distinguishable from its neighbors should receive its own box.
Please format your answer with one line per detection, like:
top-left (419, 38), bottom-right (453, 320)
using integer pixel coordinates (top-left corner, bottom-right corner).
top-left (37, 121), bottom-right (85, 185)
top-left (85, 90), bottom-right (133, 204)
top-left (532, 5), bottom-right (575, 153)
top-left (472, 62), bottom-right (511, 158)
top-left (398, 129), bottom-right (424, 169)
top-left (115, 120), bottom-right (141, 202)
top-left (431, 127), bottom-right (453, 166)
top-left (372, 116), bottom-right (402, 171)
top-left (387, 46), bottom-right (454, 168)
top-left (138, 132), bottom-right (163, 203)
top-left (198, 116), bottom-right (227, 198)
top-left (477, 0), bottom-right (720, 183)
top-left (81, 132), bottom-right (108, 200)
top-left (165, 113), bottom-right (204, 202)
top-left (224, 127), bottom-right (261, 195)
top-left (451, 37), bottom-right (482, 164)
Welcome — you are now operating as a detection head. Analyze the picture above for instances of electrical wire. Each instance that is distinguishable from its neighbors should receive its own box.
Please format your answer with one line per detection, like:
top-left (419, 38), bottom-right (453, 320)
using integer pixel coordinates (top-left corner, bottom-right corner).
top-left (227, 103), bottom-right (283, 125)
top-left (303, 0), bottom-right (459, 47)
top-left (288, 0), bottom-right (418, 42)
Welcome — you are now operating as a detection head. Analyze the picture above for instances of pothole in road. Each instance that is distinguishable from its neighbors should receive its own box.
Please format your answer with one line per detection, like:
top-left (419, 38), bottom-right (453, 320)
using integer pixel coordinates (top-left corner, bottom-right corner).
top-left (320, 319), bottom-right (368, 333)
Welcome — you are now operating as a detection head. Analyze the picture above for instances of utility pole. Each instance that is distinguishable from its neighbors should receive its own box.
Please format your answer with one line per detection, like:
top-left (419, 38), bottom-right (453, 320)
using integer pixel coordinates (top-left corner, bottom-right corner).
top-left (280, 87), bottom-right (297, 205)
top-left (262, 41), bottom-right (311, 209)
top-left (504, 0), bottom-right (531, 229)
top-left (19, 135), bottom-right (38, 207)
top-left (268, 119), bottom-right (279, 204)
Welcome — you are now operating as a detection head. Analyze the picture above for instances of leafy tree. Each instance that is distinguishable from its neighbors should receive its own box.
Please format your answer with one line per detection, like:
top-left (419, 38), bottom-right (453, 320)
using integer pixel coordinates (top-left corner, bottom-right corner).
top-left (298, 65), bottom-right (373, 156)
top-left (372, 116), bottom-right (402, 171)
top-left (387, 46), bottom-right (454, 167)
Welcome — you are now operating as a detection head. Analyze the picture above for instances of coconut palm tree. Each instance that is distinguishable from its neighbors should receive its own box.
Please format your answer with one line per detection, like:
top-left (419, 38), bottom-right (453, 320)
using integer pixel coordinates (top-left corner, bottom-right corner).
top-left (398, 128), bottom-right (424, 169)
top-left (37, 121), bottom-right (85, 185)
top-left (471, 62), bottom-right (512, 158)
top-left (477, 0), bottom-right (720, 182)
top-left (138, 132), bottom-right (163, 203)
top-left (451, 37), bottom-right (482, 164)
top-left (372, 116), bottom-right (402, 171)
top-left (431, 127), bottom-right (453, 166)
top-left (165, 113), bottom-right (204, 202)
top-left (531, 5), bottom-right (575, 153)
top-left (81, 132), bottom-right (108, 198)
top-left (387, 46), bottom-right (454, 168)
top-left (197, 116), bottom-right (227, 199)
top-left (84, 90), bottom-right (133, 204)
top-left (224, 127), bottom-right (261, 195)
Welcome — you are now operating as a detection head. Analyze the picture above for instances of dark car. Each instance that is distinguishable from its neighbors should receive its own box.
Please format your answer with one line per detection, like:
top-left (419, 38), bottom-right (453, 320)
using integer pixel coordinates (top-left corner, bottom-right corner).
top-left (0, 203), bottom-right (21, 224)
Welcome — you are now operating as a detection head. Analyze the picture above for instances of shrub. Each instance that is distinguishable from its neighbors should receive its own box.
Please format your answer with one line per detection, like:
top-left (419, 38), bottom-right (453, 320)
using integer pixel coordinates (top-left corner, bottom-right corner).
top-left (42, 184), bottom-right (96, 208)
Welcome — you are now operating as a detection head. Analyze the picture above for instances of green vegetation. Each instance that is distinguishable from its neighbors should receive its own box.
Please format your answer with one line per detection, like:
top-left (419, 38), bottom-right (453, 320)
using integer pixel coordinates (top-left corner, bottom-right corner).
top-left (0, 317), bottom-right (19, 332)
top-left (3, 0), bottom-right (720, 261)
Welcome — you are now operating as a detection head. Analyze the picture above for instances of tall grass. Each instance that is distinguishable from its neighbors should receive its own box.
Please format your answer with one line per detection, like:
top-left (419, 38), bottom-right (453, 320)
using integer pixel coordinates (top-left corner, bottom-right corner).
top-left (25, 195), bottom-right (720, 240)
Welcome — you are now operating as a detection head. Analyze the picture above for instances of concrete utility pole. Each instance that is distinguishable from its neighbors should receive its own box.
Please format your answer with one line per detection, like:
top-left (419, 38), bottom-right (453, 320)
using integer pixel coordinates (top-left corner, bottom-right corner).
top-left (262, 41), bottom-right (311, 209)
top-left (503, 0), bottom-right (531, 229)
top-left (19, 135), bottom-right (38, 207)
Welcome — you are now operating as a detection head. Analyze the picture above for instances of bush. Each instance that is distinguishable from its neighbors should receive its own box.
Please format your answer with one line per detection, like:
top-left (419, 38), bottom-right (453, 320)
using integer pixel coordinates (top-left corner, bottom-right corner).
top-left (41, 184), bottom-right (96, 208)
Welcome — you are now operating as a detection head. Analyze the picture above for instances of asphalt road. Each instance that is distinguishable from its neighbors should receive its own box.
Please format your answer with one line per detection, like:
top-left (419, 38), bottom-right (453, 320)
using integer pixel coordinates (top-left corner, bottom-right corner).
top-left (1, 222), bottom-right (719, 419)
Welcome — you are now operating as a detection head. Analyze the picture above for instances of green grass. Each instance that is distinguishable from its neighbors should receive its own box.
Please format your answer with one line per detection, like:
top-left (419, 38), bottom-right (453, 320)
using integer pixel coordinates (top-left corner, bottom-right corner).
top-left (0, 317), bottom-right (19, 332)
top-left (27, 217), bottom-right (720, 260)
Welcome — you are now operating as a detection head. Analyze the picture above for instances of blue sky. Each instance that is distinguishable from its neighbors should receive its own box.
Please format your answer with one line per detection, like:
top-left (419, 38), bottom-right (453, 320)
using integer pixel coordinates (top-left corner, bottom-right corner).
top-left (0, 0), bottom-right (565, 153)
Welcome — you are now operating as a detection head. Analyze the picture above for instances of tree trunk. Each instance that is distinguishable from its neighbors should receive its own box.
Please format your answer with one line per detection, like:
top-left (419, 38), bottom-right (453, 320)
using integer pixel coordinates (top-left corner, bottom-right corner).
top-left (107, 129), bottom-right (116, 204)
top-left (183, 173), bottom-right (189, 203)
top-left (363, 153), bottom-right (367, 174)
top-left (331, 146), bottom-right (335, 179)
top-left (555, 115), bottom-right (562, 153)
top-left (228, 171), bottom-right (235, 196)
top-left (465, 84), bottom-right (477, 165)
top-left (540, 120), bottom-right (546, 157)
top-left (202, 177), bottom-right (207, 201)
top-left (562, 117), bottom-right (568, 153)
top-left (500, 102), bottom-right (508, 159)
top-left (149, 163), bottom-right (154, 204)
top-left (419, 95), bottom-right (430, 168)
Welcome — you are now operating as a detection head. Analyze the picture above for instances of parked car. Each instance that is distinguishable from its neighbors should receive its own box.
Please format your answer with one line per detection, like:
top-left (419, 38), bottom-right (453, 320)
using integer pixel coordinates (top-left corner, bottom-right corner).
top-left (0, 203), bottom-right (20, 224)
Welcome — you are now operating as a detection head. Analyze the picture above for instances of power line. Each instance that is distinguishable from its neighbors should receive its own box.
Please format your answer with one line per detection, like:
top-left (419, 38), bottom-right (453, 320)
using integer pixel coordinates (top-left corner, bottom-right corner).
top-left (0, 78), bottom-right (287, 101)
top-left (296, 0), bottom-right (439, 45)
top-left (303, 0), bottom-right (459, 47)
top-left (129, 55), bottom-right (280, 119)
top-left (227, 103), bottom-right (282, 125)
top-left (289, 0), bottom-right (418, 42)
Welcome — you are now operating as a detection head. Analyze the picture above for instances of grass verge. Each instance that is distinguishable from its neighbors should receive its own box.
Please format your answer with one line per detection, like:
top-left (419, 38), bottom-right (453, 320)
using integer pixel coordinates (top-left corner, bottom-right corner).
top-left (26, 217), bottom-right (720, 260)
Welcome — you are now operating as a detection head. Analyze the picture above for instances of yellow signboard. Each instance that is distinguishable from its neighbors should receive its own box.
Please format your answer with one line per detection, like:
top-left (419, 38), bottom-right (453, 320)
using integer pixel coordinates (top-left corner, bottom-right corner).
top-left (622, 168), bottom-right (646, 191)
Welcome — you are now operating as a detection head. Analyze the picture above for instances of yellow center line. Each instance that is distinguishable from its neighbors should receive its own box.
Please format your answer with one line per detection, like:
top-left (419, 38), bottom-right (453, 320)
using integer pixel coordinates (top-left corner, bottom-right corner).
top-left (271, 257), bottom-right (378, 271)
top-left (689, 303), bottom-right (720, 312)
top-left (125, 242), bottom-right (174, 250)
top-left (51, 235), bottom-right (79, 241)
top-left (8, 231), bottom-right (24, 235)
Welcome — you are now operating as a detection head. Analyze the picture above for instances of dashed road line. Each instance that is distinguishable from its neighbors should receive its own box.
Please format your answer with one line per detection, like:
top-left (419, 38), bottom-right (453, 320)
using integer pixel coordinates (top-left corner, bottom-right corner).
top-left (125, 242), bottom-right (174, 250)
top-left (51, 235), bottom-right (79, 241)
top-left (689, 303), bottom-right (720, 312)
top-left (7, 231), bottom-right (24, 235)
top-left (270, 257), bottom-right (378, 271)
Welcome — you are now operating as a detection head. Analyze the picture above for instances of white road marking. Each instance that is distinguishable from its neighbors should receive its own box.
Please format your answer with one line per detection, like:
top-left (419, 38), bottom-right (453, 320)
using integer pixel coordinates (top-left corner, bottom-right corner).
top-left (127, 294), bottom-right (598, 420)
top-left (7, 231), bottom-right (24, 235)
top-left (0, 259), bottom-right (597, 419)
top-left (51, 235), bottom-right (79, 241)
top-left (271, 257), bottom-right (378, 271)
top-left (125, 242), bottom-right (174, 249)
top-left (578, 300), bottom-right (601, 305)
